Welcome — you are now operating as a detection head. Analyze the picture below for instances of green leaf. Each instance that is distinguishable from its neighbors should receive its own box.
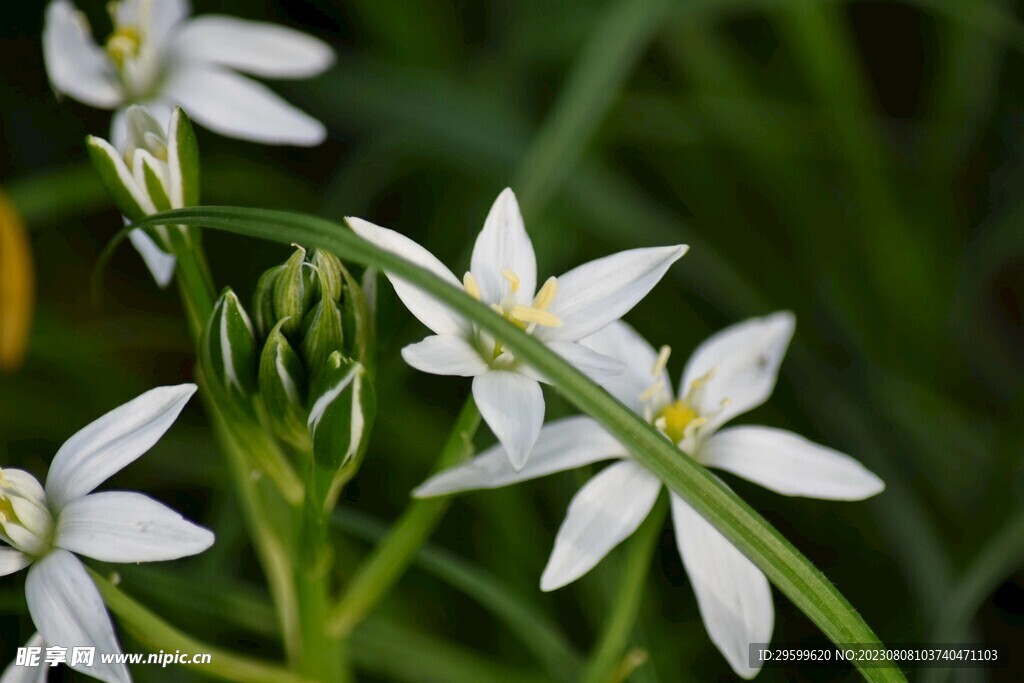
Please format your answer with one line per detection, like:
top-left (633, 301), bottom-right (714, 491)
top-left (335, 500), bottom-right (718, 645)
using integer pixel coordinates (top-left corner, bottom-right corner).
top-left (133, 206), bottom-right (904, 683)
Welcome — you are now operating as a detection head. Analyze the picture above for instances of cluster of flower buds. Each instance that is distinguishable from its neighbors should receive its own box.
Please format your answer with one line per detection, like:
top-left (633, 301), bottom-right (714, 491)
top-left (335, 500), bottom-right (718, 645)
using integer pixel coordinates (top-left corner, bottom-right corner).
top-left (85, 105), bottom-right (200, 286)
top-left (201, 246), bottom-right (375, 509)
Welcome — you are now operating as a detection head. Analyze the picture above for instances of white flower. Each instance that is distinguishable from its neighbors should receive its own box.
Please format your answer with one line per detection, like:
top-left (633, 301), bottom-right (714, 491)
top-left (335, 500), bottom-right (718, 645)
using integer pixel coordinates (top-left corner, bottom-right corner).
top-left (0, 385), bottom-right (214, 683)
top-left (348, 188), bottom-right (687, 469)
top-left (414, 314), bottom-right (885, 678)
top-left (43, 0), bottom-right (334, 146)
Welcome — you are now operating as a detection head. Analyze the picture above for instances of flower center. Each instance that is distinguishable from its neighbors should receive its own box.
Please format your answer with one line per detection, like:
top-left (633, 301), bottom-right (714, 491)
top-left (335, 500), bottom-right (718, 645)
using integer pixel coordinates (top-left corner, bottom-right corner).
top-left (463, 270), bottom-right (562, 360)
top-left (0, 469), bottom-right (54, 557)
top-left (654, 400), bottom-right (699, 445)
top-left (105, 24), bottom-right (141, 68)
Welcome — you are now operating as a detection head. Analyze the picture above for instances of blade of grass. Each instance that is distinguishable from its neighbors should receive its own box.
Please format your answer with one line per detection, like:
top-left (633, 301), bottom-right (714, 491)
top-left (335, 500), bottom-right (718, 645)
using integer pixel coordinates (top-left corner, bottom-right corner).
top-left (133, 206), bottom-right (905, 683)
top-left (332, 507), bottom-right (583, 681)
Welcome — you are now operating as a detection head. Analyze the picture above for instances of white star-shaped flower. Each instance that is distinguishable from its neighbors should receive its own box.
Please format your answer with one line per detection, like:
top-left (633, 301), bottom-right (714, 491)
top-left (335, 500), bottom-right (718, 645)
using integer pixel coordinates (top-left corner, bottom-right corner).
top-left (43, 0), bottom-right (334, 146)
top-left (349, 188), bottom-right (687, 469)
top-left (0, 385), bottom-right (214, 683)
top-left (414, 314), bottom-right (885, 678)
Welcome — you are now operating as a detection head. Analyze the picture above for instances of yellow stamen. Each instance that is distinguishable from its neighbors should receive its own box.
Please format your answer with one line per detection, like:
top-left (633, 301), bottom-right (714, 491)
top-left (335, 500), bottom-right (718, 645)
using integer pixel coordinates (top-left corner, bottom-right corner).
top-left (501, 268), bottom-right (520, 294)
top-left (652, 345), bottom-right (671, 377)
top-left (463, 272), bottom-right (481, 300)
top-left (639, 379), bottom-right (665, 403)
top-left (105, 26), bottom-right (141, 68)
top-left (509, 306), bottom-right (562, 328)
top-left (655, 400), bottom-right (699, 444)
top-left (533, 276), bottom-right (558, 310)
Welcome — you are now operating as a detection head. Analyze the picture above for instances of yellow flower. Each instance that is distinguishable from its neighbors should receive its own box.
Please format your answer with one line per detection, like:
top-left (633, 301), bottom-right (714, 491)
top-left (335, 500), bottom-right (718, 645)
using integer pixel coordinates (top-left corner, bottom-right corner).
top-left (0, 189), bottom-right (34, 371)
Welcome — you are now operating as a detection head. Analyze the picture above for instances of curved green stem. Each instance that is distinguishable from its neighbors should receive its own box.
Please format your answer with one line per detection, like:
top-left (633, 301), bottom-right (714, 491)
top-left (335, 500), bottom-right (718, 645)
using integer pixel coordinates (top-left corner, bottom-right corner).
top-left (581, 498), bottom-right (665, 683)
top-left (135, 206), bottom-right (903, 682)
top-left (89, 571), bottom-right (311, 683)
top-left (327, 395), bottom-right (480, 637)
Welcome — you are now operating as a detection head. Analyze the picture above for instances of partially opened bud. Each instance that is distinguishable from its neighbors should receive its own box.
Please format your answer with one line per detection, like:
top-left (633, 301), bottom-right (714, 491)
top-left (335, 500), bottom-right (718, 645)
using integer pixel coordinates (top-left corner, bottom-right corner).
top-left (201, 288), bottom-right (257, 397)
top-left (308, 352), bottom-right (375, 474)
top-left (258, 319), bottom-right (309, 448)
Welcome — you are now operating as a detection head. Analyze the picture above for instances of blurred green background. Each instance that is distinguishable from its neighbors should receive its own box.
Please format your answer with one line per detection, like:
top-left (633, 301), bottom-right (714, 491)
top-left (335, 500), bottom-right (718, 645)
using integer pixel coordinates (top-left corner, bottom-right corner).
top-left (2, 0), bottom-right (1022, 680)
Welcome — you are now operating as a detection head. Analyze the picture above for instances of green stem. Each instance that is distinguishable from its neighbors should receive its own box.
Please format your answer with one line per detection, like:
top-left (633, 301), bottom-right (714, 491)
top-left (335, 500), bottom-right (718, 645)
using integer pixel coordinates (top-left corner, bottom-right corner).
top-left (327, 395), bottom-right (480, 637)
top-left (581, 498), bottom-right (665, 683)
top-left (89, 571), bottom-right (311, 683)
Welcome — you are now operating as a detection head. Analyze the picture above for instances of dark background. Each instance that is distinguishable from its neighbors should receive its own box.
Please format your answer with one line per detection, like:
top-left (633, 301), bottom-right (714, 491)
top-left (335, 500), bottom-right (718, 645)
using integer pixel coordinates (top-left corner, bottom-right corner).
top-left (1, 0), bottom-right (1022, 680)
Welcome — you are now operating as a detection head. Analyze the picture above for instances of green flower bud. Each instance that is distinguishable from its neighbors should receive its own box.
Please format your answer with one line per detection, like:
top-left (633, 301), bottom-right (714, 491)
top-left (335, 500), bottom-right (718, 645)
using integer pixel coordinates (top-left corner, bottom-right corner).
top-left (301, 274), bottom-right (345, 377)
top-left (258, 319), bottom-right (309, 448)
top-left (311, 248), bottom-right (344, 302)
top-left (308, 352), bottom-right (375, 473)
top-left (273, 246), bottom-right (314, 336)
top-left (202, 288), bottom-right (257, 397)
top-left (252, 265), bottom-right (283, 339)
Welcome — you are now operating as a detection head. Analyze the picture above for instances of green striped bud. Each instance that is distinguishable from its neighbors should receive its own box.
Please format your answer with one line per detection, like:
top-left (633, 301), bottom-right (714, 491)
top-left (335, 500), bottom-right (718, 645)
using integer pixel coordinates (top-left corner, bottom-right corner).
top-left (252, 265), bottom-right (283, 339)
top-left (201, 288), bottom-right (257, 397)
top-left (300, 272), bottom-right (345, 377)
top-left (308, 352), bottom-right (375, 474)
top-left (273, 246), bottom-right (315, 336)
top-left (311, 248), bottom-right (344, 302)
top-left (258, 319), bottom-right (309, 448)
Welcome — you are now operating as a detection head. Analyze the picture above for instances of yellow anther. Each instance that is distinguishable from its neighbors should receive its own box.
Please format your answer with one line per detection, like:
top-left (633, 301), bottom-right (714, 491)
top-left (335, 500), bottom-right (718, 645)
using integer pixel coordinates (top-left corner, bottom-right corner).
top-left (655, 400), bottom-right (700, 445)
top-left (501, 268), bottom-right (520, 294)
top-left (533, 276), bottom-right (558, 310)
top-left (489, 303), bottom-right (505, 316)
top-left (652, 345), bottom-right (671, 377)
top-left (463, 272), bottom-right (481, 300)
top-left (510, 306), bottom-right (561, 328)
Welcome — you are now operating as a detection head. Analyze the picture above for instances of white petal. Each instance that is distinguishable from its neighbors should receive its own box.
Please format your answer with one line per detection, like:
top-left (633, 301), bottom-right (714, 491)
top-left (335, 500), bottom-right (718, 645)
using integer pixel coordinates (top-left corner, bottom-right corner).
top-left (472, 371), bottom-right (545, 471)
top-left (401, 335), bottom-right (488, 377)
top-left (522, 341), bottom-right (624, 386)
top-left (670, 493), bottom-right (773, 679)
top-left (0, 548), bottom-right (31, 577)
top-left (539, 245), bottom-right (688, 342)
top-left (111, 102), bottom-right (176, 150)
top-left (0, 633), bottom-right (47, 683)
top-left (55, 491), bottom-right (214, 562)
top-left (702, 427), bottom-right (885, 500)
top-left (45, 385), bottom-right (197, 510)
top-left (128, 228), bottom-right (177, 288)
top-left (414, 416), bottom-right (626, 496)
top-left (681, 312), bottom-right (795, 432)
top-left (541, 460), bottom-right (661, 591)
top-left (42, 1), bottom-right (123, 108)
top-left (172, 16), bottom-right (334, 78)
top-left (347, 217), bottom-right (466, 336)
top-left (116, 0), bottom-right (191, 49)
top-left (580, 321), bottom-right (671, 411)
top-left (162, 65), bottom-right (326, 145)
top-left (25, 550), bottom-right (129, 683)
top-left (470, 188), bottom-right (536, 303)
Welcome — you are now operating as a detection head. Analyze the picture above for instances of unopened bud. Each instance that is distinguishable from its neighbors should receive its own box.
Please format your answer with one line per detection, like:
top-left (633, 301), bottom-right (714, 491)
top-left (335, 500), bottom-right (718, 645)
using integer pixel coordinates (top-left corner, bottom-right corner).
top-left (258, 319), bottom-right (309, 448)
top-left (252, 265), bottom-right (282, 339)
top-left (301, 273), bottom-right (345, 377)
top-left (311, 248), bottom-right (344, 302)
top-left (202, 288), bottom-right (257, 397)
top-left (273, 246), bottom-right (314, 336)
top-left (308, 352), bottom-right (375, 472)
